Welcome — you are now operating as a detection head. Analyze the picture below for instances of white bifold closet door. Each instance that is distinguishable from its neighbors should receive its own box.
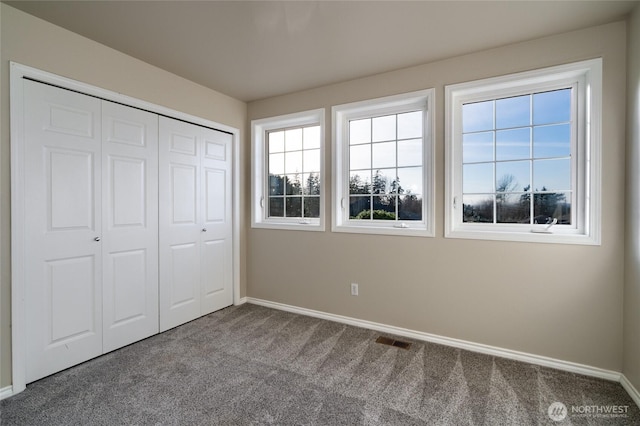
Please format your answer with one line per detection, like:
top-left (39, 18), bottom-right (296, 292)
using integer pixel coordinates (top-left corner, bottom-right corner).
top-left (101, 102), bottom-right (159, 353)
top-left (159, 116), bottom-right (233, 332)
top-left (24, 80), bottom-right (103, 383)
top-left (23, 80), bottom-right (159, 383)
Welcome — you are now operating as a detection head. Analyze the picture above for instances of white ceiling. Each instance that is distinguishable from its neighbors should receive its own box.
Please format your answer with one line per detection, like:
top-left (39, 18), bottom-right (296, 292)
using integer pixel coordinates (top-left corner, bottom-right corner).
top-left (5, 0), bottom-right (638, 102)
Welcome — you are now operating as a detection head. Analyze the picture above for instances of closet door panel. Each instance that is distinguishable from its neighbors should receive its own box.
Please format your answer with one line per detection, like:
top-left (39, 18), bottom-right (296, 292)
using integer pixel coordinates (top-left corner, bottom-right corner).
top-left (159, 117), bottom-right (202, 331)
top-left (108, 249), bottom-right (147, 321)
top-left (102, 102), bottom-right (159, 352)
top-left (24, 80), bottom-right (103, 383)
top-left (168, 242), bottom-right (199, 306)
top-left (171, 164), bottom-right (198, 224)
top-left (201, 130), bottom-right (233, 314)
top-left (202, 239), bottom-right (226, 297)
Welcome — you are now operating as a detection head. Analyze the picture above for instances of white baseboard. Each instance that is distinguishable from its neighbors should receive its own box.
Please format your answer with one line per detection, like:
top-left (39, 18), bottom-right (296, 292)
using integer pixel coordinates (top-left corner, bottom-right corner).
top-left (621, 374), bottom-right (640, 408)
top-left (246, 297), bottom-right (621, 383)
top-left (236, 297), bottom-right (248, 305)
top-left (0, 386), bottom-right (14, 400)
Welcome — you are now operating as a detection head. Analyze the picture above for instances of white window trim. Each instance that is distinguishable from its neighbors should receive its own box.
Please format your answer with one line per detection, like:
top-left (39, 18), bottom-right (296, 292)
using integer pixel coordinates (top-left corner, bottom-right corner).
top-left (332, 89), bottom-right (435, 237)
top-left (251, 108), bottom-right (326, 231)
top-left (445, 59), bottom-right (602, 245)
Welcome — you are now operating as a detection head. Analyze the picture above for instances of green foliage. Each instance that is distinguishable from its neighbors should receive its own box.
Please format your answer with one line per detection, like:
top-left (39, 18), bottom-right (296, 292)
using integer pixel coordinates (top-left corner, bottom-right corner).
top-left (353, 209), bottom-right (396, 220)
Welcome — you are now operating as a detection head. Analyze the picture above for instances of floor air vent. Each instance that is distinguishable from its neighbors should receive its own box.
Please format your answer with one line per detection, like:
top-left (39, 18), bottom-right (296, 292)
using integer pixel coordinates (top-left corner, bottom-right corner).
top-left (375, 336), bottom-right (412, 350)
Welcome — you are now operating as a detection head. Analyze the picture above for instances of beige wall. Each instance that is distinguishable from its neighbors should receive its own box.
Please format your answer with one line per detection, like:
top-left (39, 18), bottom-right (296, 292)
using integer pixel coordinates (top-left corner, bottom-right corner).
top-left (247, 21), bottom-right (627, 371)
top-left (625, 4), bottom-right (640, 394)
top-left (0, 4), bottom-right (248, 388)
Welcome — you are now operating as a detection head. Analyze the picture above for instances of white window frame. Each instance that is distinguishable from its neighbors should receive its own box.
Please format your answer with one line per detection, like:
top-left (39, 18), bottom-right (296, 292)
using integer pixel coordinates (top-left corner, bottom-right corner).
top-left (252, 108), bottom-right (325, 231)
top-left (445, 59), bottom-right (602, 245)
top-left (332, 89), bottom-right (435, 237)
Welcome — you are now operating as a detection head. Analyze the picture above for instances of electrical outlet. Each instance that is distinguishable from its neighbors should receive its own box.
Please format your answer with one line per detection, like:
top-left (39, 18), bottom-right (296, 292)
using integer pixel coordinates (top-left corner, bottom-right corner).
top-left (351, 283), bottom-right (359, 296)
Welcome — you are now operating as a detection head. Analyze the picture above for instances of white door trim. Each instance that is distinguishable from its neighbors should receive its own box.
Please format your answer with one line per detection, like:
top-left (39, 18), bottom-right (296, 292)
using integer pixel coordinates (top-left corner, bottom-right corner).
top-left (9, 62), bottom-right (241, 395)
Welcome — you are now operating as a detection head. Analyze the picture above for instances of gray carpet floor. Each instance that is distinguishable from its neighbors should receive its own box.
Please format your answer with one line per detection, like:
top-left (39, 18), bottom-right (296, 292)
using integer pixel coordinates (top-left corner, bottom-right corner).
top-left (1, 303), bottom-right (638, 425)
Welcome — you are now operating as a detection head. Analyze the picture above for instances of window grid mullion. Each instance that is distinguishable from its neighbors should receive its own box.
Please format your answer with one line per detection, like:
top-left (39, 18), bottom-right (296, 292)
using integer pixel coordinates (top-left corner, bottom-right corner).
top-left (301, 130), bottom-right (305, 219)
top-left (369, 118), bottom-right (374, 220)
top-left (283, 131), bottom-right (288, 218)
top-left (529, 94), bottom-right (534, 224)
top-left (492, 100), bottom-right (497, 224)
top-left (395, 114), bottom-right (399, 220)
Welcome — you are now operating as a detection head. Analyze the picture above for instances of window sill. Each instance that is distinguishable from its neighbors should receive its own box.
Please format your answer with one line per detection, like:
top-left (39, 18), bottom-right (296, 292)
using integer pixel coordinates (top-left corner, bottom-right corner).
top-left (445, 227), bottom-right (599, 245)
top-left (332, 223), bottom-right (433, 237)
top-left (252, 221), bottom-right (325, 232)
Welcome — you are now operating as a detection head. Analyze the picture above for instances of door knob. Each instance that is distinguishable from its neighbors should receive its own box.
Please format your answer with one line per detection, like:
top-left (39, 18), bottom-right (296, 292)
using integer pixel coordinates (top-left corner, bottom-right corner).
top-left (202, 228), bottom-right (207, 232)
top-left (94, 237), bottom-right (101, 242)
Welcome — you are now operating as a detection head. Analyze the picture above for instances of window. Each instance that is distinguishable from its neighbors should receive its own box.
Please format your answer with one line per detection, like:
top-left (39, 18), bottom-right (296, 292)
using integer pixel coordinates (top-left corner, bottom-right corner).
top-left (333, 90), bottom-right (434, 236)
top-left (252, 109), bottom-right (325, 230)
top-left (445, 59), bottom-right (602, 244)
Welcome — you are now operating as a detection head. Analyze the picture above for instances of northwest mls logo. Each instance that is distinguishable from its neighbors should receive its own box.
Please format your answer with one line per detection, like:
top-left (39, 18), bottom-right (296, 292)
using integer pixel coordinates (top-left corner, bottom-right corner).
top-left (548, 402), bottom-right (568, 421)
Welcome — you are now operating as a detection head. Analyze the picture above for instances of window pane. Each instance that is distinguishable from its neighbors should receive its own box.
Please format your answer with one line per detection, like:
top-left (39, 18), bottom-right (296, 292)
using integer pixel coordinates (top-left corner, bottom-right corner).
top-left (334, 91), bottom-right (432, 232)
top-left (496, 94), bottom-right (530, 129)
top-left (372, 115), bottom-right (396, 142)
top-left (285, 151), bottom-right (302, 174)
top-left (350, 118), bottom-right (371, 145)
top-left (496, 161), bottom-right (530, 192)
top-left (463, 100), bottom-right (494, 133)
top-left (533, 159), bottom-right (571, 191)
top-left (285, 175), bottom-right (302, 195)
top-left (269, 174), bottom-right (284, 196)
top-left (534, 192), bottom-right (571, 225)
top-left (372, 169), bottom-right (395, 194)
top-left (397, 139), bottom-right (422, 167)
top-left (396, 167), bottom-right (422, 195)
top-left (304, 196), bottom-right (320, 218)
top-left (286, 197), bottom-right (302, 217)
top-left (350, 144), bottom-right (371, 170)
top-left (497, 192), bottom-right (530, 224)
top-left (350, 171), bottom-right (371, 194)
top-left (269, 197), bottom-right (284, 217)
top-left (303, 126), bottom-right (321, 149)
top-left (463, 132), bottom-right (493, 163)
top-left (268, 131), bottom-right (285, 153)
top-left (399, 194), bottom-right (422, 220)
top-left (533, 88), bottom-right (571, 125)
top-left (269, 153), bottom-right (285, 174)
top-left (463, 163), bottom-right (493, 193)
top-left (533, 124), bottom-right (571, 158)
top-left (397, 111), bottom-right (422, 139)
top-left (285, 128), bottom-right (303, 151)
top-left (372, 196), bottom-right (396, 219)
top-left (303, 148), bottom-right (320, 173)
top-left (255, 109), bottom-right (325, 230)
top-left (303, 173), bottom-right (320, 195)
top-left (350, 196), bottom-right (371, 219)
top-left (496, 128), bottom-right (530, 161)
top-left (372, 142), bottom-right (396, 169)
top-left (463, 194), bottom-right (494, 223)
